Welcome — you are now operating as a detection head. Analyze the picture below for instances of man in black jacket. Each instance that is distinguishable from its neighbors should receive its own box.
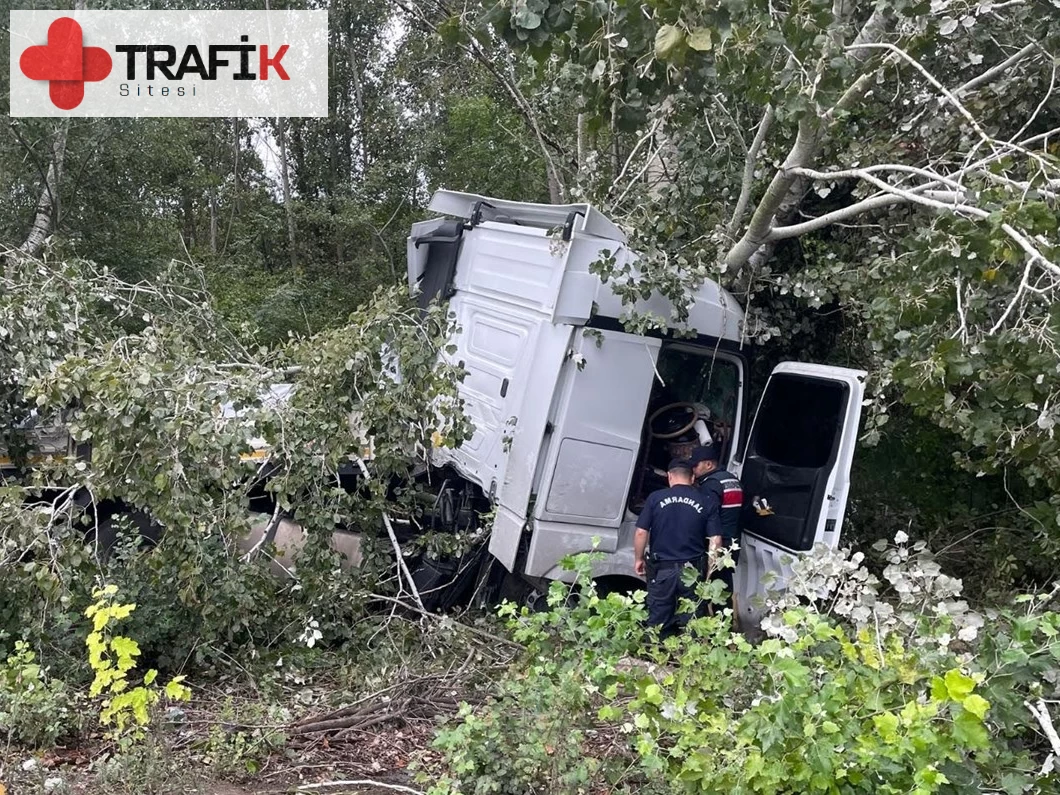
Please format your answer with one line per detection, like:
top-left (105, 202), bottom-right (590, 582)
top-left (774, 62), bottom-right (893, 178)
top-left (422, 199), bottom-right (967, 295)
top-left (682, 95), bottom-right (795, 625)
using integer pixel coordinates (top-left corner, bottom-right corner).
top-left (689, 445), bottom-right (744, 611)
top-left (634, 458), bottom-right (722, 638)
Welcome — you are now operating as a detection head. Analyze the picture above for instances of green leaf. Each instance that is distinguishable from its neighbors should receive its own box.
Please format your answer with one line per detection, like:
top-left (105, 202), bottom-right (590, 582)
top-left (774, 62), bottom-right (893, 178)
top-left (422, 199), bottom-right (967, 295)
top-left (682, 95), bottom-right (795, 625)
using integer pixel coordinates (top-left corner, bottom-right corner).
top-left (654, 25), bottom-right (684, 59)
top-left (952, 711), bottom-right (990, 748)
top-left (643, 683), bottom-right (664, 705)
top-left (1000, 771), bottom-right (1035, 794)
top-left (930, 676), bottom-right (948, 702)
top-left (513, 9), bottom-right (541, 30)
top-left (687, 28), bottom-right (712, 51)
top-left (165, 675), bottom-right (192, 701)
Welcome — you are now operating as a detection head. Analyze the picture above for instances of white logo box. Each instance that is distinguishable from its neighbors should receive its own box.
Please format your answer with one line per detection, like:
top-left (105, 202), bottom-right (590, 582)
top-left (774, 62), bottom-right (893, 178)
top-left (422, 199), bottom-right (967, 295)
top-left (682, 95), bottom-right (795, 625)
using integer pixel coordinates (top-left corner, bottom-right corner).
top-left (10, 9), bottom-right (328, 117)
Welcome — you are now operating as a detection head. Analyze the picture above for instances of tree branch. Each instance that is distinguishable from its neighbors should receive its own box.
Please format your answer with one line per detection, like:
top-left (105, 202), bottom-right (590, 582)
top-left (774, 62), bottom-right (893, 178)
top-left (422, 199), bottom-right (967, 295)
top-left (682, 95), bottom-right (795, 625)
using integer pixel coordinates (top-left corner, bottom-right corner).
top-left (791, 165), bottom-right (1060, 282)
top-left (1026, 699), bottom-right (1060, 759)
top-left (610, 116), bottom-right (663, 197)
top-left (956, 42), bottom-right (1037, 96)
top-left (723, 9), bottom-right (894, 272)
top-left (297, 781), bottom-right (423, 795)
top-left (352, 457), bottom-right (425, 612)
top-left (727, 105), bottom-right (775, 239)
top-left (724, 116), bottom-right (821, 271)
top-left (767, 194), bottom-right (903, 240)
top-left (846, 42), bottom-right (995, 149)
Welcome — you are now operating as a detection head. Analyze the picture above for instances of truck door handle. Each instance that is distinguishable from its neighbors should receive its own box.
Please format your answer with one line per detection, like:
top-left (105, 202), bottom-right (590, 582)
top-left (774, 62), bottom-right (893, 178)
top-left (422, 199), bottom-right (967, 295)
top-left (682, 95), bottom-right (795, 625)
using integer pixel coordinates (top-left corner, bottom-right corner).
top-left (500, 378), bottom-right (509, 398)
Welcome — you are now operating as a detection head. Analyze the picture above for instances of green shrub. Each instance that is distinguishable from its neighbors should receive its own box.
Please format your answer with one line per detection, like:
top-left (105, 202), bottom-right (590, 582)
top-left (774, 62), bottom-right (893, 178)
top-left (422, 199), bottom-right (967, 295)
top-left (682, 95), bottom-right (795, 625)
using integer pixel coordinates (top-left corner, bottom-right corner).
top-left (200, 698), bottom-right (289, 779)
top-left (0, 640), bottom-right (79, 747)
top-left (421, 557), bottom-right (656, 794)
top-left (426, 538), bottom-right (1060, 794)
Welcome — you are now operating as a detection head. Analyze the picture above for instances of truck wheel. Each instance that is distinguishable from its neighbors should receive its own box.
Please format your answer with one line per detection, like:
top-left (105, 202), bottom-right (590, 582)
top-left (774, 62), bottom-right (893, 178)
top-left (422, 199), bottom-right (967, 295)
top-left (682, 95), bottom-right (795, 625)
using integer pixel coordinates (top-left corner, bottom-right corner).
top-left (92, 510), bottom-right (163, 560)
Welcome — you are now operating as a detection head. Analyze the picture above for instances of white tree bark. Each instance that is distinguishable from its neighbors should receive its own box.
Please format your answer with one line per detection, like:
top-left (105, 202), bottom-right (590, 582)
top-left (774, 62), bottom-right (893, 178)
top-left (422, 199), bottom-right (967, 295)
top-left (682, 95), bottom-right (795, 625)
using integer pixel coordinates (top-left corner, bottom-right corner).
top-left (18, 121), bottom-right (70, 259)
top-left (276, 116), bottom-right (298, 269)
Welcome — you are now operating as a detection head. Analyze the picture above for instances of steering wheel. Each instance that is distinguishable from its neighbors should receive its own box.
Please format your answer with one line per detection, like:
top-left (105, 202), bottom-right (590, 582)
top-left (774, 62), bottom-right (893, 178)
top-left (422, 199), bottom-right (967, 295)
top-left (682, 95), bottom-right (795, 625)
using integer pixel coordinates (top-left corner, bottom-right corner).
top-left (648, 402), bottom-right (699, 440)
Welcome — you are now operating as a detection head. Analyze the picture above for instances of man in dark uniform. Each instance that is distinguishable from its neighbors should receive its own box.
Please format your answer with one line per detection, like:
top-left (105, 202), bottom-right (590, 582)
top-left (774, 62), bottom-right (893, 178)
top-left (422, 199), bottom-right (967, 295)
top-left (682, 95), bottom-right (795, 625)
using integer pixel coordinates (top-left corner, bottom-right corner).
top-left (689, 445), bottom-right (744, 610)
top-left (634, 458), bottom-right (722, 638)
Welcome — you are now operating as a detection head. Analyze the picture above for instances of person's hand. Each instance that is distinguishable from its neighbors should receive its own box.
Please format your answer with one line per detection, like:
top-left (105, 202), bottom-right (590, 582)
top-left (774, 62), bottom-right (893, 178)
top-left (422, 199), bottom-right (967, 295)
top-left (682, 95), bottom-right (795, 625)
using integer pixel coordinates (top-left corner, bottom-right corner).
top-left (634, 559), bottom-right (646, 576)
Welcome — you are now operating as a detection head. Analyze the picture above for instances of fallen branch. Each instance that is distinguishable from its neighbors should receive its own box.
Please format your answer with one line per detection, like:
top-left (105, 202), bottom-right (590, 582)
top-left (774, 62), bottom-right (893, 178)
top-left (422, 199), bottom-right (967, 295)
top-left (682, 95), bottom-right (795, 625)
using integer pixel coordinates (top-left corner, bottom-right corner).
top-left (241, 500), bottom-right (283, 562)
top-left (292, 675), bottom-right (449, 729)
top-left (352, 457), bottom-right (425, 611)
top-left (367, 592), bottom-right (523, 649)
top-left (295, 707), bottom-right (407, 736)
top-left (296, 781), bottom-right (424, 795)
top-left (1027, 698), bottom-right (1060, 757)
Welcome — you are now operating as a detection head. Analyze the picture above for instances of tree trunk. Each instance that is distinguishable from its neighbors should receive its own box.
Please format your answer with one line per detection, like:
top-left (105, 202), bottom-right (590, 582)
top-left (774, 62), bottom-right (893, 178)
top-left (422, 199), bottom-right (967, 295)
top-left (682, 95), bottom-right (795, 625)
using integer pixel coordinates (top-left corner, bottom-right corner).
top-left (276, 117), bottom-right (298, 269)
top-left (209, 190), bottom-right (218, 254)
top-left (547, 168), bottom-right (563, 204)
top-left (17, 120), bottom-right (70, 259)
top-left (349, 46), bottom-right (368, 176)
top-left (232, 118), bottom-right (241, 214)
top-left (577, 111), bottom-right (587, 175)
top-left (182, 189), bottom-right (197, 249)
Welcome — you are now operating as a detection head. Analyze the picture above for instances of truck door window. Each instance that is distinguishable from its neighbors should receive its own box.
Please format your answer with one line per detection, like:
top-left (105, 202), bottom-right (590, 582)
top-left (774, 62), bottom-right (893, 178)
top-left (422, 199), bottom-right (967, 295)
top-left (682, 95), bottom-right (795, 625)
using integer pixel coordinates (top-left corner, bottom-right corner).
top-left (749, 374), bottom-right (845, 469)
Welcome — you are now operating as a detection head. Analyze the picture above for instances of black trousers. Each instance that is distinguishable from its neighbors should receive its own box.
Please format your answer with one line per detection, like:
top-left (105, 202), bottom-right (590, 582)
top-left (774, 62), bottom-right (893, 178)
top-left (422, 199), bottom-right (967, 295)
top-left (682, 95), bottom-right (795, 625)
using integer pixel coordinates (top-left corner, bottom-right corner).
top-left (645, 558), bottom-right (705, 638)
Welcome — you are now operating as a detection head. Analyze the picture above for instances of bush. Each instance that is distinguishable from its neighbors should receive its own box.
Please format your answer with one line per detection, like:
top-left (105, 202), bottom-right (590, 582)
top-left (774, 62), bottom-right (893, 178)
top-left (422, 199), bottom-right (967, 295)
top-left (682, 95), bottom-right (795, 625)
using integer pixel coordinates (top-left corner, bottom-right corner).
top-left (0, 640), bottom-right (79, 748)
top-left (421, 564), bottom-right (656, 794)
top-left (426, 539), bottom-right (1060, 794)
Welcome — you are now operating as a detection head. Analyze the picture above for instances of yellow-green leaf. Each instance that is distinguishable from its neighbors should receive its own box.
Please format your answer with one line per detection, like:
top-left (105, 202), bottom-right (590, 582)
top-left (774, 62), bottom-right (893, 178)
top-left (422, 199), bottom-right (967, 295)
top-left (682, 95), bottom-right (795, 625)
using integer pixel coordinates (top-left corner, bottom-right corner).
top-left (165, 675), bottom-right (192, 702)
top-left (110, 635), bottom-right (140, 663)
top-left (654, 25), bottom-right (684, 60)
top-left (873, 711), bottom-right (899, 740)
top-left (962, 694), bottom-right (990, 720)
top-left (109, 603), bottom-right (136, 622)
top-left (944, 669), bottom-right (975, 701)
top-left (643, 683), bottom-right (664, 705)
top-left (143, 669), bottom-right (158, 686)
top-left (688, 28), bottom-right (712, 51)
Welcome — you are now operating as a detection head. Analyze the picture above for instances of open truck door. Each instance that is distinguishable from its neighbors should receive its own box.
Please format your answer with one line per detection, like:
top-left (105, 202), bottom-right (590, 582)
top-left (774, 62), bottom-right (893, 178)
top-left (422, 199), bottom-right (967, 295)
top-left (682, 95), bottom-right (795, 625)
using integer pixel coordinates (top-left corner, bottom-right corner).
top-left (732, 362), bottom-right (866, 629)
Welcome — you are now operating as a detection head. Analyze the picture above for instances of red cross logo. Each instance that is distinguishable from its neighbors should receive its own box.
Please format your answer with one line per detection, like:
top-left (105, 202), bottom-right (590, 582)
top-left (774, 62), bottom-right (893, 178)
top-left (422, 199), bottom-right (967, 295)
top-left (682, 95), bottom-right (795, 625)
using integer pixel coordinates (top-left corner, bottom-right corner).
top-left (19, 17), bottom-right (112, 110)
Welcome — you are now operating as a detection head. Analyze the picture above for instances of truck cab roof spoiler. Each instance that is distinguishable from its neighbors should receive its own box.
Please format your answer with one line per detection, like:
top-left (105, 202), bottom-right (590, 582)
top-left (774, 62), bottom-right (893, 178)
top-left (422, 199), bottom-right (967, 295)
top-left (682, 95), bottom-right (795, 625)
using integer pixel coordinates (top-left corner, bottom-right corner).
top-left (427, 190), bottom-right (627, 244)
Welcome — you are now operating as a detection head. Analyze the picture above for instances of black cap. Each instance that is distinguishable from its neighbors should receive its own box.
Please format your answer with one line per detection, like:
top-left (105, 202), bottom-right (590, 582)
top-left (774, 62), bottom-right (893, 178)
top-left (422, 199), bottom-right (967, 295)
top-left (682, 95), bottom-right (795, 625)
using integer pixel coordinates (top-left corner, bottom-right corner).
top-left (667, 457), bottom-right (693, 473)
top-left (688, 445), bottom-right (720, 465)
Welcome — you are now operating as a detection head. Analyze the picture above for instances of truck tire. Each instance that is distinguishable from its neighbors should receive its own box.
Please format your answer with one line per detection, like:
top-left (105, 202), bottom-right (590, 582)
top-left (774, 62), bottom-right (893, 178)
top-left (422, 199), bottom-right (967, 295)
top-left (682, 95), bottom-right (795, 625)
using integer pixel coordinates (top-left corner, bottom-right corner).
top-left (93, 509), bottom-right (163, 560)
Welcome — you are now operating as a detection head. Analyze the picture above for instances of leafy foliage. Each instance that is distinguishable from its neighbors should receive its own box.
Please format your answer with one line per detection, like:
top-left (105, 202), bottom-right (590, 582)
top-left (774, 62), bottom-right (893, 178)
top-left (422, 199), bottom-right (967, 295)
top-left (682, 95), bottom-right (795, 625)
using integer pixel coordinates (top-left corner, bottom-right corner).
top-left (84, 585), bottom-right (191, 739)
top-left (0, 253), bottom-right (469, 678)
top-left (427, 540), bottom-right (1060, 794)
top-left (0, 640), bottom-right (78, 748)
top-left (470, 0), bottom-right (1060, 561)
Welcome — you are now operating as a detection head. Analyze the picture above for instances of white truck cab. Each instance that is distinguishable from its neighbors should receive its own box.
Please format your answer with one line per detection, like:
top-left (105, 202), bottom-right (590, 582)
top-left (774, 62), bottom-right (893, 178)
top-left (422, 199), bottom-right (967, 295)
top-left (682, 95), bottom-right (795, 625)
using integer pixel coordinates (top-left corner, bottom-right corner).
top-left (408, 190), bottom-right (866, 626)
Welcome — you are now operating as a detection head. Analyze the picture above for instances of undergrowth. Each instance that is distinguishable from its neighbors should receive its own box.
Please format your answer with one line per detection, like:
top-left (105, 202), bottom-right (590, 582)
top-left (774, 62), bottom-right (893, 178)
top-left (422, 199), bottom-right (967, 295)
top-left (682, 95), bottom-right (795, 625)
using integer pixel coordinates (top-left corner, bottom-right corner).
top-left (422, 536), bottom-right (1060, 794)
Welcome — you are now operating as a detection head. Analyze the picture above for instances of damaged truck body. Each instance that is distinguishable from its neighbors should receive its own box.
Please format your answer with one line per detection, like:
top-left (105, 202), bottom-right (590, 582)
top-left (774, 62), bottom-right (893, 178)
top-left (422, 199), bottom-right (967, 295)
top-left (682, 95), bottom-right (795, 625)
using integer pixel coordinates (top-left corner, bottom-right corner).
top-left (406, 191), bottom-right (867, 627)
